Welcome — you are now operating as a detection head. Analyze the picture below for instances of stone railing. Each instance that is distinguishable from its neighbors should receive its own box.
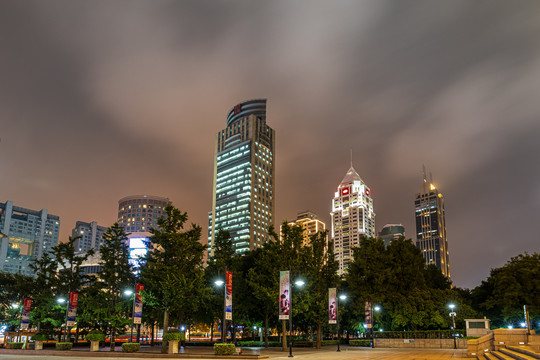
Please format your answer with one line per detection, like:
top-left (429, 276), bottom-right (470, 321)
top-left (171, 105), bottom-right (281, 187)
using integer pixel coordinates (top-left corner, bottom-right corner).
top-left (467, 332), bottom-right (494, 357)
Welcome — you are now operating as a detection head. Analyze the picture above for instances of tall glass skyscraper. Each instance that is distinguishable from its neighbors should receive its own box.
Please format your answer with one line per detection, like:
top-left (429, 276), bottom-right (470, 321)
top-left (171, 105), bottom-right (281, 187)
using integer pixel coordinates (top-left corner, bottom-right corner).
top-left (415, 170), bottom-right (450, 278)
top-left (209, 99), bottom-right (275, 255)
top-left (331, 165), bottom-right (375, 275)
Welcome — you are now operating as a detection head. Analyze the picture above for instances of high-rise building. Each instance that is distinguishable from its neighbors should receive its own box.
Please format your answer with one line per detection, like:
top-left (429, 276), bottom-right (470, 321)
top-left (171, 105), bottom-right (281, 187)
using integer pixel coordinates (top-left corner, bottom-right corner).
top-left (378, 224), bottom-right (405, 246)
top-left (283, 211), bottom-right (326, 247)
top-left (0, 201), bottom-right (60, 276)
top-left (209, 99), bottom-right (275, 256)
top-left (331, 165), bottom-right (375, 275)
top-left (415, 170), bottom-right (450, 278)
top-left (72, 221), bottom-right (108, 253)
top-left (117, 195), bottom-right (169, 264)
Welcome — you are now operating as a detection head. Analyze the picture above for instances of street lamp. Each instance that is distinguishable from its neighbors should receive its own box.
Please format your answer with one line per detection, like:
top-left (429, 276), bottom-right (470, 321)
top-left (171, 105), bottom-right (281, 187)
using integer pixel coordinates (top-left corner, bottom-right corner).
top-left (448, 304), bottom-right (457, 349)
top-left (214, 277), bottom-right (227, 343)
top-left (337, 294), bottom-right (347, 352)
top-left (124, 289), bottom-right (136, 342)
top-left (371, 305), bottom-right (381, 348)
top-left (288, 278), bottom-right (305, 358)
top-left (57, 297), bottom-right (68, 342)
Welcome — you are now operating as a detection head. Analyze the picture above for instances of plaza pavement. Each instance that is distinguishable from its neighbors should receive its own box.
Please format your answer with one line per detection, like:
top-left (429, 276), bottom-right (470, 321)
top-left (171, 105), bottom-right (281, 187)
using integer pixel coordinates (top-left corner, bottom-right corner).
top-left (0, 346), bottom-right (469, 360)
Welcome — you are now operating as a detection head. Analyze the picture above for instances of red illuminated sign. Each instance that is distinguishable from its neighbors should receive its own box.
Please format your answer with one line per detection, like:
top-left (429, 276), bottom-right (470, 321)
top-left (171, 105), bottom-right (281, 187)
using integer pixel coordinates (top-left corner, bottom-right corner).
top-left (341, 187), bottom-right (350, 196)
top-left (365, 189), bottom-right (370, 196)
top-left (234, 104), bottom-right (242, 115)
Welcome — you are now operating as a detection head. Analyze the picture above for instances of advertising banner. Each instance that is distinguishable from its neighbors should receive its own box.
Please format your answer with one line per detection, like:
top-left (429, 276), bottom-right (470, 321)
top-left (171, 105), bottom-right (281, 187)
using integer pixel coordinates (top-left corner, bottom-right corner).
top-left (329, 288), bottom-right (337, 324)
top-left (20, 298), bottom-right (32, 330)
top-left (133, 283), bottom-right (144, 324)
top-left (365, 301), bottom-right (372, 329)
top-left (279, 271), bottom-right (290, 320)
top-left (67, 292), bottom-right (79, 327)
top-left (225, 271), bottom-right (233, 320)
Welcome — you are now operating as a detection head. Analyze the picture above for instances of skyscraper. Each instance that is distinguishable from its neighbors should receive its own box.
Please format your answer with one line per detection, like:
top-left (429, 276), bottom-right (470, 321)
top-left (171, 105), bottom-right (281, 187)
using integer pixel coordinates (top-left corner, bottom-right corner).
top-left (331, 165), bottom-right (375, 275)
top-left (414, 170), bottom-right (450, 278)
top-left (209, 99), bottom-right (275, 256)
top-left (0, 201), bottom-right (60, 276)
top-left (283, 211), bottom-right (327, 247)
top-left (72, 221), bottom-right (107, 253)
top-left (378, 224), bottom-right (405, 246)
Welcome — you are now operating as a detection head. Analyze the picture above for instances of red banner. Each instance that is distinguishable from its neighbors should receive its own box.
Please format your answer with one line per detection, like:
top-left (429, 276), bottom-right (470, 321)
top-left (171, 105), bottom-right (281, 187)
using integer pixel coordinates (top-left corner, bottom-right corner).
top-left (67, 292), bottom-right (79, 326)
top-left (134, 283), bottom-right (144, 324)
top-left (225, 271), bottom-right (232, 320)
top-left (20, 298), bottom-right (32, 330)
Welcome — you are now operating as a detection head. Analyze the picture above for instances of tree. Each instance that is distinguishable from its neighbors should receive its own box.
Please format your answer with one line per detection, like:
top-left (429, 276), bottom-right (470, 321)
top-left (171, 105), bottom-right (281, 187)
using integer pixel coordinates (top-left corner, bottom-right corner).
top-left (140, 204), bottom-right (206, 353)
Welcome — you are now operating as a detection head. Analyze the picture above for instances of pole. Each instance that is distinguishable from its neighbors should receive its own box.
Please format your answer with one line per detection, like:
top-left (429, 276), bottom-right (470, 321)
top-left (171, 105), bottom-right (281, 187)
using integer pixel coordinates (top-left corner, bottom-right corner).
top-left (130, 292), bottom-right (135, 343)
top-left (337, 292), bottom-right (341, 352)
top-left (452, 313), bottom-right (456, 349)
top-left (63, 299), bottom-right (69, 342)
top-left (288, 271), bottom-right (293, 358)
top-left (222, 267), bottom-right (227, 343)
top-left (16, 303), bottom-right (22, 342)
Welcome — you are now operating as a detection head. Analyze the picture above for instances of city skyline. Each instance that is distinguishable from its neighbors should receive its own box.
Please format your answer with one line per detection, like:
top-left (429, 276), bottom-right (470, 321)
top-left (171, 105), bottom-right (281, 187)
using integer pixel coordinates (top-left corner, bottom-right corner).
top-left (1, 1), bottom-right (540, 289)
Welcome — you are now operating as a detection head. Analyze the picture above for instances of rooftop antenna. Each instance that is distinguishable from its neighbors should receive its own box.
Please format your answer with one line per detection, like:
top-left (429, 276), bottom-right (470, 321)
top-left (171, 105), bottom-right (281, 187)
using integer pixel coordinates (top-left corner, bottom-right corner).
top-left (350, 149), bottom-right (353, 168)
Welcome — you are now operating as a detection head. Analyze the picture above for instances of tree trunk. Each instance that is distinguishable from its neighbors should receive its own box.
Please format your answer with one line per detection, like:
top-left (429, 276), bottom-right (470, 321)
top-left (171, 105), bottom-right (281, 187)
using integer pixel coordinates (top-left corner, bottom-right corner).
top-left (264, 314), bottom-right (269, 348)
top-left (75, 326), bottom-right (79, 343)
top-left (282, 320), bottom-right (287, 351)
top-left (161, 309), bottom-right (169, 353)
top-left (110, 331), bottom-right (116, 352)
top-left (316, 323), bottom-right (322, 349)
top-left (210, 321), bottom-right (214, 342)
top-left (136, 324), bottom-right (141, 343)
top-left (151, 321), bottom-right (155, 346)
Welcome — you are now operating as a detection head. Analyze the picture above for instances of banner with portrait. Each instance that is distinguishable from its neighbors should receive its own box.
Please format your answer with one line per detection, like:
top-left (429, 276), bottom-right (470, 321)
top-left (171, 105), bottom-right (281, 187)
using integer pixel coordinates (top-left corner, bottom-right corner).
top-left (279, 271), bottom-right (290, 320)
top-left (67, 292), bottom-right (79, 327)
top-left (20, 298), bottom-right (32, 330)
top-left (133, 283), bottom-right (144, 324)
top-left (329, 288), bottom-right (337, 324)
top-left (225, 271), bottom-right (233, 320)
top-left (365, 301), bottom-right (372, 329)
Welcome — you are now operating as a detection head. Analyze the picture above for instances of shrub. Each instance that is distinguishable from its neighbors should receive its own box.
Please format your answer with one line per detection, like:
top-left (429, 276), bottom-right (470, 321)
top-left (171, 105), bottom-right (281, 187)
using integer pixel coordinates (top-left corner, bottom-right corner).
top-left (214, 343), bottom-right (236, 355)
top-left (8, 342), bottom-right (24, 349)
top-left (122, 343), bottom-right (140, 353)
top-left (85, 330), bottom-right (106, 342)
top-left (321, 340), bottom-right (339, 346)
top-left (349, 339), bottom-right (371, 347)
top-left (293, 341), bottom-right (314, 347)
top-left (163, 329), bottom-right (185, 341)
top-left (31, 333), bottom-right (48, 341)
top-left (236, 341), bottom-right (281, 347)
top-left (55, 342), bottom-right (73, 350)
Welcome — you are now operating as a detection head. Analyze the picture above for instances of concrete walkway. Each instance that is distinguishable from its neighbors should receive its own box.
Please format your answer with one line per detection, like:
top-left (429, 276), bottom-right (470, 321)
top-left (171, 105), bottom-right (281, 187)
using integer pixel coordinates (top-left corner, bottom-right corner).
top-left (0, 346), bottom-right (469, 360)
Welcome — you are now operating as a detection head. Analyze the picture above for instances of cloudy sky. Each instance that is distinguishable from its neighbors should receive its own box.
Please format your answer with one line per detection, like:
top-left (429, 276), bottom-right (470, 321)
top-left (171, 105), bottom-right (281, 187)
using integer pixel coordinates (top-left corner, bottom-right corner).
top-left (1, 1), bottom-right (539, 289)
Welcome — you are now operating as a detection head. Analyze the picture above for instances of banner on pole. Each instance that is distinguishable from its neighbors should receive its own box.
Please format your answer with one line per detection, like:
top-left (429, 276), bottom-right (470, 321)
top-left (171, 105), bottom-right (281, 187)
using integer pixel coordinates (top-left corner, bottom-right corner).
top-left (329, 288), bottom-right (337, 324)
top-left (279, 271), bottom-right (290, 320)
top-left (365, 301), bottom-right (372, 329)
top-left (67, 292), bottom-right (79, 327)
top-left (225, 271), bottom-right (233, 320)
top-left (133, 283), bottom-right (144, 324)
top-left (20, 298), bottom-right (32, 330)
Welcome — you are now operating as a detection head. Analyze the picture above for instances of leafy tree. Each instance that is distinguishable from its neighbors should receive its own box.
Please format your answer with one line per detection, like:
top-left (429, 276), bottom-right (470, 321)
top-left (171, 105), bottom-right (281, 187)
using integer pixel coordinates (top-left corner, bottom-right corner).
top-left (140, 204), bottom-right (206, 353)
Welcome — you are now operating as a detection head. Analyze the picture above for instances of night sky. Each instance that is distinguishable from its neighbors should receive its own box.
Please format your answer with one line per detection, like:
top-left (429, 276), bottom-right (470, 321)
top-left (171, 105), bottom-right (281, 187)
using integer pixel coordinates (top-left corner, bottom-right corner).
top-left (1, 1), bottom-right (539, 289)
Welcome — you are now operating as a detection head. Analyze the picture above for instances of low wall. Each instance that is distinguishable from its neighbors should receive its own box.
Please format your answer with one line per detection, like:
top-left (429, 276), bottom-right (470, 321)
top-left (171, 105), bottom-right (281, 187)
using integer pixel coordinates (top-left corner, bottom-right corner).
top-left (374, 338), bottom-right (467, 349)
top-left (467, 332), bottom-right (493, 357)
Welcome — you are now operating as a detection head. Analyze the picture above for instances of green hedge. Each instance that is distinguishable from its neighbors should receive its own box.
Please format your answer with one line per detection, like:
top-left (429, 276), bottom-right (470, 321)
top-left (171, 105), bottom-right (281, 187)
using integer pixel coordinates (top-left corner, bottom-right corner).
top-left (321, 340), bottom-right (339, 346)
top-left (214, 343), bottom-right (236, 355)
top-left (236, 341), bottom-right (281, 347)
top-left (86, 330), bottom-right (106, 342)
top-left (163, 329), bottom-right (185, 341)
top-left (31, 333), bottom-right (48, 341)
top-left (7, 342), bottom-right (24, 349)
top-left (122, 343), bottom-right (140, 353)
top-left (376, 330), bottom-right (465, 339)
top-left (293, 341), bottom-right (314, 347)
top-left (55, 342), bottom-right (72, 351)
top-left (350, 339), bottom-right (371, 347)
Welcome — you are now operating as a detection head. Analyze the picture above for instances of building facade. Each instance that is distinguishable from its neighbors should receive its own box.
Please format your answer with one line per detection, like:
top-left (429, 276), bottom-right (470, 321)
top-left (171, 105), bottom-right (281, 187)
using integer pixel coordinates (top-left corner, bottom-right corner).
top-left (0, 201), bottom-right (60, 276)
top-left (378, 224), bottom-right (405, 246)
top-left (72, 221), bottom-right (107, 253)
top-left (284, 211), bottom-right (326, 247)
top-left (331, 165), bottom-right (375, 275)
top-left (117, 195), bottom-right (169, 264)
top-left (414, 171), bottom-right (450, 278)
top-left (209, 99), bottom-right (275, 256)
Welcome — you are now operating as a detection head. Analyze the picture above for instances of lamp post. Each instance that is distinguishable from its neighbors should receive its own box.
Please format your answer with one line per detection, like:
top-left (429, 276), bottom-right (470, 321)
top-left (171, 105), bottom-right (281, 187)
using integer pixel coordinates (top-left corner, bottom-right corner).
top-left (448, 304), bottom-right (456, 349)
top-left (337, 294), bottom-right (347, 352)
top-left (372, 305), bottom-right (381, 348)
top-left (123, 289), bottom-right (135, 343)
top-left (12, 303), bottom-right (22, 342)
top-left (57, 297), bottom-right (68, 342)
top-left (214, 277), bottom-right (226, 343)
top-left (288, 278), bottom-right (305, 358)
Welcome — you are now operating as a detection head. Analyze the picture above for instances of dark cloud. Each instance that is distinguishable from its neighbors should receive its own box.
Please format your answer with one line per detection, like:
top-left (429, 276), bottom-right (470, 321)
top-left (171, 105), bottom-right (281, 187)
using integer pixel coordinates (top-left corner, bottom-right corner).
top-left (1, 0), bottom-right (539, 288)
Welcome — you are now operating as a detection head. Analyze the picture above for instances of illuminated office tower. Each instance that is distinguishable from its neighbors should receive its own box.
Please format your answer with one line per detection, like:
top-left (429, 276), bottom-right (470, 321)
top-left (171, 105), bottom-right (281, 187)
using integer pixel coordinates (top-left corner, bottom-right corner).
top-left (331, 165), bottom-right (375, 275)
top-left (72, 221), bottom-right (107, 253)
top-left (378, 224), bottom-right (405, 246)
top-left (117, 195), bottom-right (169, 264)
top-left (0, 201), bottom-right (60, 276)
top-left (415, 170), bottom-right (450, 278)
top-left (283, 211), bottom-right (326, 247)
top-left (209, 99), bottom-right (275, 256)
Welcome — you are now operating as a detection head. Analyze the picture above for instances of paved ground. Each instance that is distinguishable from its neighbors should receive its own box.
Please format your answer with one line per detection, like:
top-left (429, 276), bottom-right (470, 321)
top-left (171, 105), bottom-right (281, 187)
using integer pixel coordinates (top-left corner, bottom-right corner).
top-left (0, 346), bottom-right (469, 360)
